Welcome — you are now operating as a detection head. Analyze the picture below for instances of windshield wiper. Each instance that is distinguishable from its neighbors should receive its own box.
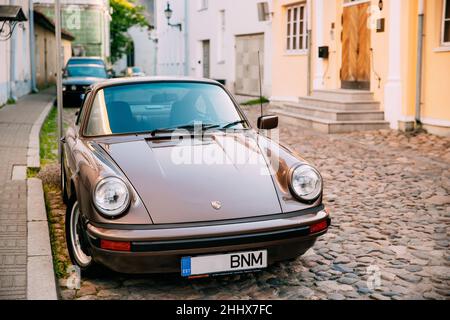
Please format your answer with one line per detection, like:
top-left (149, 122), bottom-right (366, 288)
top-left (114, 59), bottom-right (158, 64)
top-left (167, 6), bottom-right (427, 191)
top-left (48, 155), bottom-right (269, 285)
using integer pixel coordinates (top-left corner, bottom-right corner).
top-left (221, 120), bottom-right (248, 129)
top-left (146, 123), bottom-right (220, 137)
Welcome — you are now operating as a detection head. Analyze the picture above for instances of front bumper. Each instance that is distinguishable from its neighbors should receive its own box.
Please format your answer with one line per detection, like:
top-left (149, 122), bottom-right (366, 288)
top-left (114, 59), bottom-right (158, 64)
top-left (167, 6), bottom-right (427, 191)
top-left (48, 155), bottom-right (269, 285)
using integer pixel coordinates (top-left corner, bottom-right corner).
top-left (85, 206), bottom-right (330, 274)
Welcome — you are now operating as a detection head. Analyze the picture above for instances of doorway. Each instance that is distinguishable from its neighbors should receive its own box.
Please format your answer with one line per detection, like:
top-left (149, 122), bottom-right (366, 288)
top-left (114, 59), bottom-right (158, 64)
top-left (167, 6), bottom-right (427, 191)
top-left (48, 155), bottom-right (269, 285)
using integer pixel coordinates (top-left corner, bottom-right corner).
top-left (202, 40), bottom-right (210, 78)
top-left (235, 33), bottom-right (264, 96)
top-left (341, 2), bottom-right (371, 90)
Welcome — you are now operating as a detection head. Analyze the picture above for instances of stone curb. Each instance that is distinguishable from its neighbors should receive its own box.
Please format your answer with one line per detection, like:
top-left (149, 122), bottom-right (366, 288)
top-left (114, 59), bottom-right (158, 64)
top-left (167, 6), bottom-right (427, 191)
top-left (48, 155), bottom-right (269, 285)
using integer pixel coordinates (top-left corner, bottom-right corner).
top-left (27, 100), bottom-right (54, 169)
top-left (26, 101), bottom-right (58, 300)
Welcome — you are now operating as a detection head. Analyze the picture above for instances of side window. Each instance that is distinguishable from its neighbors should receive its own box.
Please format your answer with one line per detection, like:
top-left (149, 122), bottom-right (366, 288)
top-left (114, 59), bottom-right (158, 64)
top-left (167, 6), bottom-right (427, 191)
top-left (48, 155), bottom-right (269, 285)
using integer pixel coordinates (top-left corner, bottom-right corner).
top-left (76, 91), bottom-right (91, 126)
top-left (84, 90), bottom-right (112, 136)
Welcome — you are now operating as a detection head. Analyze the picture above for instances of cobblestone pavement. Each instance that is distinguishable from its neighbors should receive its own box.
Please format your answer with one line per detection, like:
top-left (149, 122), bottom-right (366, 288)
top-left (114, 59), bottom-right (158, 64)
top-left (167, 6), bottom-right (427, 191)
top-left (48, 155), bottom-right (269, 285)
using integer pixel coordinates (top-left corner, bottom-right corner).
top-left (44, 106), bottom-right (449, 300)
top-left (0, 90), bottom-right (55, 299)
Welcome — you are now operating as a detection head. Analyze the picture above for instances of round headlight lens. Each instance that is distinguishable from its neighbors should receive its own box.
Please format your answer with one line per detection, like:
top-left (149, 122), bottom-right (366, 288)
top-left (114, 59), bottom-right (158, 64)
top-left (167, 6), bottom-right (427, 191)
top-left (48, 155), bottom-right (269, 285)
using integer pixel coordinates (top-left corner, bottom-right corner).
top-left (93, 177), bottom-right (130, 217)
top-left (290, 165), bottom-right (322, 202)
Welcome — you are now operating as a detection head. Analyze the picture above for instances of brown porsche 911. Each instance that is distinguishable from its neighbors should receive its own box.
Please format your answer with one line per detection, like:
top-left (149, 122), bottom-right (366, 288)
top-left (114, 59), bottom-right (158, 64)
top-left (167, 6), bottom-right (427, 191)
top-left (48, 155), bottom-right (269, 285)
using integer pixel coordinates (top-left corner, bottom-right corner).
top-left (61, 77), bottom-right (330, 276)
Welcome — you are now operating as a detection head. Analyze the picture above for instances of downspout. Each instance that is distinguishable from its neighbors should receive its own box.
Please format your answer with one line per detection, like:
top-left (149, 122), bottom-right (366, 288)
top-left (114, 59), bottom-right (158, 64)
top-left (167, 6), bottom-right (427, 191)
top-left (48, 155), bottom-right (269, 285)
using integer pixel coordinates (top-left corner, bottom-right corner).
top-left (415, 0), bottom-right (424, 126)
top-left (184, 0), bottom-right (189, 76)
top-left (307, 0), bottom-right (312, 96)
top-left (29, 0), bottom-right (38, 92)
top-left (9, 0), bottom-right (17, 101)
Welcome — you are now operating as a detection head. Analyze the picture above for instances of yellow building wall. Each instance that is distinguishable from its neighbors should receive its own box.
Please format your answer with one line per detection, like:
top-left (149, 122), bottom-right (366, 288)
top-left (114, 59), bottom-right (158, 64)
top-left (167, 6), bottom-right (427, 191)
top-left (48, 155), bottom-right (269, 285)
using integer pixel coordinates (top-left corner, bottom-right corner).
top-left (271, 0), bottom-right (450, 135)
top-left (35, 24), bottom-right (72, 89)
top-left (421, 0), bottom-right (450, 125)
top-left (271, 0), bottom-right (309, 101)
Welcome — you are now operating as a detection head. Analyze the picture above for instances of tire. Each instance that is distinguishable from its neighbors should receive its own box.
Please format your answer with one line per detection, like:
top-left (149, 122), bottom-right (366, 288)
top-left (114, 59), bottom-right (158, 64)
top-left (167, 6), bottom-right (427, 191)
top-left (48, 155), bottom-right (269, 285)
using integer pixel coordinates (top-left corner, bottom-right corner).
top-left (65, 199), bottom-right (95, 272)
top-left (60, 158), bottom-right (69, 204)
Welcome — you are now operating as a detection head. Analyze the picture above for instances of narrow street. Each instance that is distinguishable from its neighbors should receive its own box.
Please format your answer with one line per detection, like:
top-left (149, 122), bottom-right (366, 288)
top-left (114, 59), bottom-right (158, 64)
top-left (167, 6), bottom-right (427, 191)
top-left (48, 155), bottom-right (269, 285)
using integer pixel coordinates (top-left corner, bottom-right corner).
top-left (39, 106), bottom-right (450, 300)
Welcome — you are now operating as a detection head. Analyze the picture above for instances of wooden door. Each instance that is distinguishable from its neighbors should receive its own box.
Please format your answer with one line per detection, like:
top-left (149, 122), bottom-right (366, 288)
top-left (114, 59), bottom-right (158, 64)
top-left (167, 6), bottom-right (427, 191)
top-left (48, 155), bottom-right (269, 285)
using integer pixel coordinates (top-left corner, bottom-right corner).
top-left (202, 40), bottom-right (210, 78)
top-left (235, 34), bottom-right (264, 96)
top-left (341, 2), bottom-right (371, 90)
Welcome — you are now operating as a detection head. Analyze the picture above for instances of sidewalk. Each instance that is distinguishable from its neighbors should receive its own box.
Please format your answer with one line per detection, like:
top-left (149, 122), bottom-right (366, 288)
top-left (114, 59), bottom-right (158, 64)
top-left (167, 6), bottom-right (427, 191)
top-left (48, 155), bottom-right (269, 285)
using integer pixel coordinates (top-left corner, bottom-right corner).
top-left (0, 89), bottom-right (55, 299)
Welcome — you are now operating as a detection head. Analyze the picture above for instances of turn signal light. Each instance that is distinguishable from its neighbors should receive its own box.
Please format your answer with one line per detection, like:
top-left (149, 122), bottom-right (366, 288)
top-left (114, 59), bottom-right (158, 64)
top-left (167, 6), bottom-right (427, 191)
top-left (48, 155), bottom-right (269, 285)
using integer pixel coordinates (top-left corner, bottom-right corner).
top-left (100, 239), bottom-right (131, 252)
top-left (309, 220), bottom-right (328, 234)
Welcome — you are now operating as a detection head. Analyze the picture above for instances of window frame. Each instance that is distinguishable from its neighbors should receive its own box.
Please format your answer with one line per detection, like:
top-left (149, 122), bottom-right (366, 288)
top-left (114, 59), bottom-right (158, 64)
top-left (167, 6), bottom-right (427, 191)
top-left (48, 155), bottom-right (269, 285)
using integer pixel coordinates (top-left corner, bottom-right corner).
top-left (442, 0), bottom-right (450, 46)
top-left (198, 0), bottom-right (208, 11)
top-left (80, 81), bottom-right (250, 139)
top-left (285, 3), bottom-right (308, 55)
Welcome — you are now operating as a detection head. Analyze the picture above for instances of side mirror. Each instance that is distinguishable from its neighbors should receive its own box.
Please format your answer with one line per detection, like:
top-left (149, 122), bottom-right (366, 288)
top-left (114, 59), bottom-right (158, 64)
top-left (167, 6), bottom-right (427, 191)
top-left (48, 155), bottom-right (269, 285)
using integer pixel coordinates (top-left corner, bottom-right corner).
top-left (257, 115), bottom-right (278, 130)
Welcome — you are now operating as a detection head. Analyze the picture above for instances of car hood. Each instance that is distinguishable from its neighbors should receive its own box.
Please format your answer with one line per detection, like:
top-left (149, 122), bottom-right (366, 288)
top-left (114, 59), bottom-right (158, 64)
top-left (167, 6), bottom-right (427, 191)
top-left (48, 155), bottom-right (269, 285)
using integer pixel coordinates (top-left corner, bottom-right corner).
top-left (99, 132), bottom-right (282, 224)
top-left (63, 77), bottom-right (106, 86)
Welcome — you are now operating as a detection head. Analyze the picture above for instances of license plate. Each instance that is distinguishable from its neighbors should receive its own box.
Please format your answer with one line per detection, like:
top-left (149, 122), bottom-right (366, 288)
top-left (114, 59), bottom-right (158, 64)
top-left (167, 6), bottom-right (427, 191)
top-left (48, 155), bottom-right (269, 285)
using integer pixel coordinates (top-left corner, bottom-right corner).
top-left (181, 250), bottom-right (267, 277)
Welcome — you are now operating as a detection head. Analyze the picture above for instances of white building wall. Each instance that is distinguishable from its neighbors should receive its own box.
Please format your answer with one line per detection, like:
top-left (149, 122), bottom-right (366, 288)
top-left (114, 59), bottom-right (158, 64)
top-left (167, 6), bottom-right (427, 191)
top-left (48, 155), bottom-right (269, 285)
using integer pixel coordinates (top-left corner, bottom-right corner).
top-left (0, 0), bottom-right (32, 104)
top-left (155, 0), bottom-right (186, 76)
top-left (187, 0), bottom-right (273, 96)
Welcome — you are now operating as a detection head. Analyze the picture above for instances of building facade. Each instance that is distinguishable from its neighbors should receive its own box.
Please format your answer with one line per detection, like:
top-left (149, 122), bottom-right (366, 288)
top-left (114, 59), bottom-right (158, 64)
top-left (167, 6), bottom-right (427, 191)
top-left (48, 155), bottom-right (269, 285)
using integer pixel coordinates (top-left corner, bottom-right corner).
top-left (155, 0), bottom-right (187, 76)
top-left (34, 0), bottom-right (110, 59)
top-left (154, 0), bottom-right (273, 98)
top-left (187, 0), bottom-right (273, 97)
top-left (34, 9), bottom-right (74, 89)
top-left (113, 0), bottom-right (157, 76)
top-left (0, 0), bottom-right (32, 105)
top-left (270, 0), bottom-right (450, 136)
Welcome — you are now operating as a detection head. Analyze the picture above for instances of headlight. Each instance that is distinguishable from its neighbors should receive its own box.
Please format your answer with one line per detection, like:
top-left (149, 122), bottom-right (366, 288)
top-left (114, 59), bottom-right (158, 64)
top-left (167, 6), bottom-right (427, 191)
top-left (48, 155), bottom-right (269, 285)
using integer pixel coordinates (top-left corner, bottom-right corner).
top-left (93, 177), bottom-right (130, 217)
top-left (289, 165), bottom-right (322, 202)
top-left (62, 86), bottom-right (67, 92)
top-left (71, 85), bottom-right (77, 91)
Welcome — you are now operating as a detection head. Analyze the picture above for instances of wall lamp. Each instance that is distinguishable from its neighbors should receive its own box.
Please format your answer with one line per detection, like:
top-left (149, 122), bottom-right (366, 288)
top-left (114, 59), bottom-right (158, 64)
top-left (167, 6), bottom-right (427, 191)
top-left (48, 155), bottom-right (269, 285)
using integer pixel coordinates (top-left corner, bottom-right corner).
top-left (164, 2), bottom-right (182, 31)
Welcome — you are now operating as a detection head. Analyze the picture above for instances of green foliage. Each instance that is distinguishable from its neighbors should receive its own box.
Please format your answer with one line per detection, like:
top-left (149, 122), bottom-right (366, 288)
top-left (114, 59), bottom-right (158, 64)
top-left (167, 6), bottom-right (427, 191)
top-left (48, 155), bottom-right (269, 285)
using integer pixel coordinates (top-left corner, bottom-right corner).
top-left (110, 0), bottom-right (148, 63)
top-left (242, 97), bottom-right (270, 106)
top-left (7, 98), bottom-right (16, 105)
top-left (27, 167), bottom-right (40, 179)
top-left (40, 106), bottom-right (58, 165)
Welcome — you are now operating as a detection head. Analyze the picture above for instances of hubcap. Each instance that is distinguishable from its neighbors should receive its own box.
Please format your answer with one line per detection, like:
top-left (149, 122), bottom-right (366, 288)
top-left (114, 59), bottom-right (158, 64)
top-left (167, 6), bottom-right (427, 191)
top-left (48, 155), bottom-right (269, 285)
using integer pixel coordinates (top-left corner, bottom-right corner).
top-left (70, 201), bottom-right (92, 267)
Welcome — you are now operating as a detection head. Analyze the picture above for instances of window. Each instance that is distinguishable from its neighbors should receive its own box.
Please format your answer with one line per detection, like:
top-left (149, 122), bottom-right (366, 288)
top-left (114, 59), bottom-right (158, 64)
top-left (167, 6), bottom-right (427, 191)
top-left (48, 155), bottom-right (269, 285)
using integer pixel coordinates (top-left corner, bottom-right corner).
top-left (199, 0), bottom-right (208, 11)
top-left (443, 0), bottom-right (450, 45)
top-left (286, 4), bottom-right (308, 52)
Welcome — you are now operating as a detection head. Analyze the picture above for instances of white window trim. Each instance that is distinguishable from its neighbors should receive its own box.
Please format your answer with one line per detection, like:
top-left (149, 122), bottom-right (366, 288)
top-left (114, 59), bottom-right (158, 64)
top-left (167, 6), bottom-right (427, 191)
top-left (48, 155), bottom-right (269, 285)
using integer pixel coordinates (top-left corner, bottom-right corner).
top-left (342, 0), bottom-right (371, 8)
top-left (442, 0), bottom-right (450, 46)
top-left (285, 3), bottom-right (308, 54)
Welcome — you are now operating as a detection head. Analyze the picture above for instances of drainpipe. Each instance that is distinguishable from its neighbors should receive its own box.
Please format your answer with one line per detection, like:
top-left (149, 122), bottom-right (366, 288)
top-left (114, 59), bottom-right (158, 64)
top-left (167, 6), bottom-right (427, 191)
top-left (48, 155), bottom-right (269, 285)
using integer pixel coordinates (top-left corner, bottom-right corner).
top-left (415, 0), bottom-right (424, 125)
top-left (184, 0), bottom-right (189, 76)
top-left (29, 0), bottom-right (38, 92)
top-left (307, 0), bottom-right (312, 96)
top-left (9, 0), bottom-right (17, 101)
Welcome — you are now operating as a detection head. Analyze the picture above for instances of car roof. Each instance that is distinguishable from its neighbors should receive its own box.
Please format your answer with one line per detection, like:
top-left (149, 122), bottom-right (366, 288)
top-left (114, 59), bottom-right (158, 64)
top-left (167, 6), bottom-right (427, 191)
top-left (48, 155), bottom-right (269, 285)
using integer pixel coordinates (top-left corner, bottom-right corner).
top-left (90, 76), bottom-right (222, 91)
top-left (67, 64), bottom-right (106, 69)
top-left (69, 57), bottom-right (103, 61)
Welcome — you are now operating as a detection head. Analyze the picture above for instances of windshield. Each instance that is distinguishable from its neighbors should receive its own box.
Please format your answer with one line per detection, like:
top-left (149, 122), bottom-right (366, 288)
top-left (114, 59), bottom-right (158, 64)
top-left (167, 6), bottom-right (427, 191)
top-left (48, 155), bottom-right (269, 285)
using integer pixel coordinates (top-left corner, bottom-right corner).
top-left (66, 66), bottom-right (107, 79)
top-left (68, 59), bottom-right (105, 66)
top-left (84, 82), bottom-right (247, 136)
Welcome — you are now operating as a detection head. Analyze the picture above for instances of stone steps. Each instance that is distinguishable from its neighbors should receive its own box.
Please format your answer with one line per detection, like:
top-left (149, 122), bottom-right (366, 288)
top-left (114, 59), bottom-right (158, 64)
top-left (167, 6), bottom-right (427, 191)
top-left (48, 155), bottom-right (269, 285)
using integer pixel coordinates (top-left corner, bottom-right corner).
top-left (272, 109), bottom-right (390, 134)
top-left (269, 89), bottom-right (390, 134)
top-left (281, 103), bottom-right (385, 121)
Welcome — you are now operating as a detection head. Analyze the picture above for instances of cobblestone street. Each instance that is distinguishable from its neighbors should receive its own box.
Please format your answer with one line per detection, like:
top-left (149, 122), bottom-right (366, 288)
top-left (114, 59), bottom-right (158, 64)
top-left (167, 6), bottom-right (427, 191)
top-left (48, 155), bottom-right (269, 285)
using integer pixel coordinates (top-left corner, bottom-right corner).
top-left (43, 106), bottom-right (450, 300)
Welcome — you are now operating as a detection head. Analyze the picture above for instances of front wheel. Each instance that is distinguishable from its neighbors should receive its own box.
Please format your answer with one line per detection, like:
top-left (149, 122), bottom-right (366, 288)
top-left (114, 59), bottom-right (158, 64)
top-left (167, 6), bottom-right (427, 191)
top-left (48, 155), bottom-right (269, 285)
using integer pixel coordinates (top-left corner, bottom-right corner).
top-left (65, 199), bottom-right (95, 271)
